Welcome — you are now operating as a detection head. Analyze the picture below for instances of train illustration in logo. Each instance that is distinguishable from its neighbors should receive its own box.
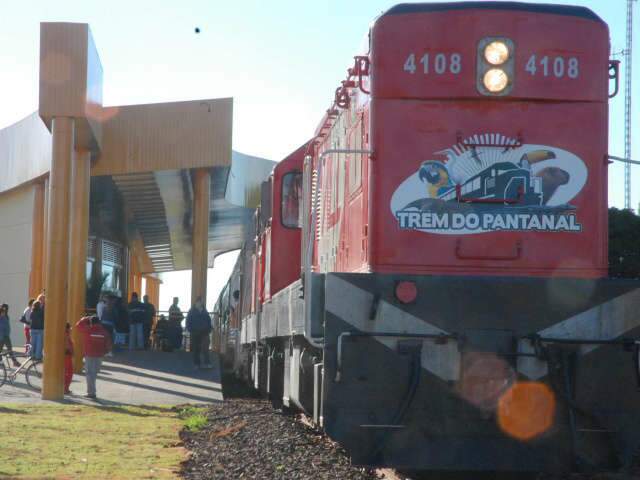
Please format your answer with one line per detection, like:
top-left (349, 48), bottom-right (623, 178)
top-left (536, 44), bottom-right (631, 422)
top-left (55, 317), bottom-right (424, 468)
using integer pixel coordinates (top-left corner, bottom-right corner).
top-left (422, 159), bottom-right (544, 206)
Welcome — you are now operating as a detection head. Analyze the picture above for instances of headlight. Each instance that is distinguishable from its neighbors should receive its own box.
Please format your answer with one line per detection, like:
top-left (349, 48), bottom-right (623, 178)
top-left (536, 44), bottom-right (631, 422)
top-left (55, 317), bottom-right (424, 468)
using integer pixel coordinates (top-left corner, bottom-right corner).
top-left (477, 37), bottom-right (514, 96)
top-left (484, 41), bottom-right (509, 65)
top-left (483, 69), bottom-right (509, 93)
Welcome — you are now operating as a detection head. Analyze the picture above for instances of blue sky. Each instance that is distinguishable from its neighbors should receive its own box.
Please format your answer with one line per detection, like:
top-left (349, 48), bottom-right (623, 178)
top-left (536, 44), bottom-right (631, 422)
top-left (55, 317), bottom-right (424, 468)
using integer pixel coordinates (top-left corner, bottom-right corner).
top-left (1, 0), bottom-right (638, 306)
top-left (0, 0), bottom-right (637, 206)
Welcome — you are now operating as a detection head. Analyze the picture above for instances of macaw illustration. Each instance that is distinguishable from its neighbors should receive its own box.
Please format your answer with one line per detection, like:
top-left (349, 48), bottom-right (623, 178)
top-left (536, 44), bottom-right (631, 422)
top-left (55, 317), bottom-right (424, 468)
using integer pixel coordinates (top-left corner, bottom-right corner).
top-left (418, 160), bottom-right (453, 198)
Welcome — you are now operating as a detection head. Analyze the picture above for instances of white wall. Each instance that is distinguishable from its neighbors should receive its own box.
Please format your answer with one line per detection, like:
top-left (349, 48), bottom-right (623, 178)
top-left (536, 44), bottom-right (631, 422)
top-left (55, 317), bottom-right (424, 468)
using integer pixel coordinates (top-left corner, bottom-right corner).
top-left (0, 184), bottom-right (34, 346)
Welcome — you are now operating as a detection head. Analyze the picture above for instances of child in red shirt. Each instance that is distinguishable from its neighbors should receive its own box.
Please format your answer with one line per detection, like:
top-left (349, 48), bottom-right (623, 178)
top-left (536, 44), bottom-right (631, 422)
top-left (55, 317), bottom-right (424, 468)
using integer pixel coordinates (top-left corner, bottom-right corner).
top-left (64, 323), bottom-right (74, 394)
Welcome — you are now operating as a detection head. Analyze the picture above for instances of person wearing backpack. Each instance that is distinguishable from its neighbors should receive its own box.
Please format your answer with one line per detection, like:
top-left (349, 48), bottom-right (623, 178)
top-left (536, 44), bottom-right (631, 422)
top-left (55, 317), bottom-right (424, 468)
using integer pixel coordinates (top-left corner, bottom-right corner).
top-left (75, 315), bottom-right (112, 399)
top-left (19, 298), bottom-right (34, 351)
top-left (30, 295), bottom-right (45, 360)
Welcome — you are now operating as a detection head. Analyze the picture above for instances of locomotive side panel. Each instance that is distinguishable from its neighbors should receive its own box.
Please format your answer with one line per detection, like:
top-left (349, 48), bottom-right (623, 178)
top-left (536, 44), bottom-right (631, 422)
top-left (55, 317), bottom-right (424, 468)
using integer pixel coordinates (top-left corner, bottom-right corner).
top-left (313, 94), bottom-right (371, 274)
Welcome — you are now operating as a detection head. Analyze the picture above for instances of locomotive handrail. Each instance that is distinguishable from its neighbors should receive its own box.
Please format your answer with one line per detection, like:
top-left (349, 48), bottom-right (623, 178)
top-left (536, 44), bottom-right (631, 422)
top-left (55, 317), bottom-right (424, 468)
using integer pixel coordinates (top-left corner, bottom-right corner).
top-left (335, 331), bottom-right (458, 382)
top-left (456, 131), bottom-right (523, 149)
top-left (608, 155), bottom-right (640, 166)
top-left (525, 334), bottom-right (639, 347)
top-left (352, 56), bottom-right (370, 95)
top-left (608, 60), bottom-right (620, 98)
top-left (319, 148), bottom-right (373, 160)
top-left (525, 334), bottom-right (640, 390)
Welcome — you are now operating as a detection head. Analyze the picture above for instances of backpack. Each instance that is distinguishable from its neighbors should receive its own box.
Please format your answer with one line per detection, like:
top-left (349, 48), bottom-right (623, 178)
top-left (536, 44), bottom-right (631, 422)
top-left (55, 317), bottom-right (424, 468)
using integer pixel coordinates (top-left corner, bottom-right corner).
top-left (86, 327), bottom-right (110, 356)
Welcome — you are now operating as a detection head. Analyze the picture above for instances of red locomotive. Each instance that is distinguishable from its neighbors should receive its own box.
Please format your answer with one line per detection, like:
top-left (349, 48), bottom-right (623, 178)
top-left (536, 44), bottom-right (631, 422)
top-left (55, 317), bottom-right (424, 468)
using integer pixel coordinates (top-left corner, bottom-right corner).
top-left (214, 2), bottom-right (640, 474)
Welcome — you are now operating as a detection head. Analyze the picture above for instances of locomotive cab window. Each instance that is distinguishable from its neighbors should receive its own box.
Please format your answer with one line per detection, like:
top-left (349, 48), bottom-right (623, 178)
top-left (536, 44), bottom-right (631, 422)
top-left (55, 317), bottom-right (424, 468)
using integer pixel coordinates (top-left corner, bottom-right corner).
top-left (282, 171), bottom-right (302, 228)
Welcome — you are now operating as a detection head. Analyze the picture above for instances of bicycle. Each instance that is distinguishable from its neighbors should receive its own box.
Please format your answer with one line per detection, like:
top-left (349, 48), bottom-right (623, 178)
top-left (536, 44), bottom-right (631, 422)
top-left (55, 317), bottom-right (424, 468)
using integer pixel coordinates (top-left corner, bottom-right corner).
top-left (0, 351), bottom-right (42, 391)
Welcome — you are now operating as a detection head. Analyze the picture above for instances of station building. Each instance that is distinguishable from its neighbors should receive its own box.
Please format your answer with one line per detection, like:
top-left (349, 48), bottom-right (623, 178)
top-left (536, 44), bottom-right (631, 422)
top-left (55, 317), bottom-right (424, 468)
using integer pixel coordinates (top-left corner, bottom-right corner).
top-left (0, 23), bottom-right (274, 399)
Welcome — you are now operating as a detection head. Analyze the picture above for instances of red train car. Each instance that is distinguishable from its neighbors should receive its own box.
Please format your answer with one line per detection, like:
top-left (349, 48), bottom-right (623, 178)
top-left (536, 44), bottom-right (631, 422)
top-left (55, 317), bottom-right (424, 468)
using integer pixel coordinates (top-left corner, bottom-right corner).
top-left (220, 2), bottom-right (640, 474)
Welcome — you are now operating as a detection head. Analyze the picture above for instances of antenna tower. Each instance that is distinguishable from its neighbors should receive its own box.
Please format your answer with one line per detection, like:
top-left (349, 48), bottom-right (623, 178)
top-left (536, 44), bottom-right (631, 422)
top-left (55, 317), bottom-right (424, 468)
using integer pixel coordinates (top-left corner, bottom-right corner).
top-left (624, 0), bottom-right (635, 209)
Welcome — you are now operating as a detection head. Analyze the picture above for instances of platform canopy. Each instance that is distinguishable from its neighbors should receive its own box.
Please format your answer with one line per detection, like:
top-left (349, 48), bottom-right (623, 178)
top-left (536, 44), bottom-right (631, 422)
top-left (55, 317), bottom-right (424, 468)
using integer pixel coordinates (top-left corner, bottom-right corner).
top-left (110, 150), bottom-right (275, 273)
top-left (0, 21), bottom-right (277, 275)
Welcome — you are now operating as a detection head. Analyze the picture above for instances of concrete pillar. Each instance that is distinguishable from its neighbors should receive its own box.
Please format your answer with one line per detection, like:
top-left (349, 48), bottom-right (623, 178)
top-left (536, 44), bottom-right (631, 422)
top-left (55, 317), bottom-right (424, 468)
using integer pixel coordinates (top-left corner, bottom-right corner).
top-left (68, 149), bottom-right (91, 374)
top-left (29, 182), bottom-right (45, 298)
top-left (191, 169), bottom-right (210, 306)
top-left (42, 117), bottom-right (74, 400)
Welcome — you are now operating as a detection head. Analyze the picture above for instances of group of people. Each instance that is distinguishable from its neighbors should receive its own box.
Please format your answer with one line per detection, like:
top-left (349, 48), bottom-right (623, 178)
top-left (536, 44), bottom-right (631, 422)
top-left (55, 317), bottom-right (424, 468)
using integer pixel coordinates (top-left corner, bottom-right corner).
top-left (97, 292), bottom-right (156, 351)
top-left (0, 291), bottom-right (215, 399)
top-left (0, 294), bottom-right (46, 366)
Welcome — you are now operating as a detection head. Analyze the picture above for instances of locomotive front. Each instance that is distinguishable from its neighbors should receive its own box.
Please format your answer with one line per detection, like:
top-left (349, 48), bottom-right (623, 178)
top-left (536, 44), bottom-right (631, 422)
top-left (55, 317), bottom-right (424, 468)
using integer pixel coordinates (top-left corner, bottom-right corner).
top-left (319, 2), bottom-right (640, 473)
top-left (371, 2), bottom-right (608, 277)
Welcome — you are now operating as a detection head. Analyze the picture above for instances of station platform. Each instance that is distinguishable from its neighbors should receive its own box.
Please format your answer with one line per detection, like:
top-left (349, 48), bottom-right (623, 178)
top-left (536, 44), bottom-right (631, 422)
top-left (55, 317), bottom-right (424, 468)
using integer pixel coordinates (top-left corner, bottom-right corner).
top-left (0, 350), bottom-right (223, 405)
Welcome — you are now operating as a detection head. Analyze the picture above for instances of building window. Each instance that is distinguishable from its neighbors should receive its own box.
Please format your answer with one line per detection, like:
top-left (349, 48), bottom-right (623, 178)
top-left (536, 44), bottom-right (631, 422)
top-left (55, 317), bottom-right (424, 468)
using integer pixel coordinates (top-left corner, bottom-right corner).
top-left (86, 261), bottom-right (94, 283)
top-left (101, 240), bottom-right (125, 295)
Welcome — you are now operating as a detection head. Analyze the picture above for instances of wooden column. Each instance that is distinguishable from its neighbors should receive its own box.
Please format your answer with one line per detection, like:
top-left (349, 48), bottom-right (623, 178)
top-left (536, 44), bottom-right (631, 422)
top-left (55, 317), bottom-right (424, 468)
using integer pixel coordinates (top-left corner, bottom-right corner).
top-left (145, 277), bottom-right (160, 312)
top-left (42, 117), bottom-right (74, 400)
top-left (134, 274), bottom-right (143, 297)
top-left (29, 182), bottom-right (45, 298)
top-left (191, 169), bottom-right (210, 306)
top-left (128, 253), bottom-right (141, 300)
top-left (68, 149), bottom-right (91, 373)
top-left (42, 177), bottom-right (49, 291)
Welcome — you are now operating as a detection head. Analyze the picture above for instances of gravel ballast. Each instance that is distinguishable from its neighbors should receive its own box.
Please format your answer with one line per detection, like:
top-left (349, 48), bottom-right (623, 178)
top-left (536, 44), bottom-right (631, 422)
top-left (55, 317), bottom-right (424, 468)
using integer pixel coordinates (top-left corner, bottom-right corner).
top-left (180, 397), bottom-right (377, 479)
top-left (179, 376), bottom-right (639, 480)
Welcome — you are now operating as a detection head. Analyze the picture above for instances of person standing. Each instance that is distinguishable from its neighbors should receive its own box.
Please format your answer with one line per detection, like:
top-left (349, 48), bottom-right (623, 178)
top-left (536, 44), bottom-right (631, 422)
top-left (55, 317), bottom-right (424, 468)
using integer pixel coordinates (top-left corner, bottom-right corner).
top-left (114, 296), bottom-right (129, 348)
top-left (29, 299), bottom-right (45, 360)
top-left (64, 323), bottom-right (74, 394)
top-left (127, 293), bottom-right (146, 350)
top-left (96, 295), bottom-right (106, 322)
top-left (75, 315), bottom-right (112, 399)
top-left (19, 299), bottom-right (34, 352)
top-left (0, 304), bottom-right (20, 367)
top-left (186, 297), bottom-right (212, 369)
top-left (100, 296), bottom-right (116, 356)
top-left (168, 297), bottom-right (184, 350)
top-left (168, 297), bottom-right (183, 324)
top-left (142, 295), bottom-right (156, 350)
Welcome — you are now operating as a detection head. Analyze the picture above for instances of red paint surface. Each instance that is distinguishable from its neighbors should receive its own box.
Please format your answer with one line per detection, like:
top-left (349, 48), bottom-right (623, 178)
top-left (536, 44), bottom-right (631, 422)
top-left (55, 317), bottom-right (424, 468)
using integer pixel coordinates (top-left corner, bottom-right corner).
top-left (267, 143), bottom-right (306, 296)
top-left (371, 9), bottom-right (609, 101)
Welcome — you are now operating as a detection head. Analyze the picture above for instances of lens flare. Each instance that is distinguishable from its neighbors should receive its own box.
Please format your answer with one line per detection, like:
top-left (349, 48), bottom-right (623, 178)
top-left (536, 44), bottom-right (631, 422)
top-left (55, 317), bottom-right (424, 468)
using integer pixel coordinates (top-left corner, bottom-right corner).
top-left (458, 352), bottom-right (515, 411)
top-left (498, 382), bottom-right (556, 441)
top-left (483, 68), bottom-right (509, 93)
top-left (484, 41), bottom-right (510, 65)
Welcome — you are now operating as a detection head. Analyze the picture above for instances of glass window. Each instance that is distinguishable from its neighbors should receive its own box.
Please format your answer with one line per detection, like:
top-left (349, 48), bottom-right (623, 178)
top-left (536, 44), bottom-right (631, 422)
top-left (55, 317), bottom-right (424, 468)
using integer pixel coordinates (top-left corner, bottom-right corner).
top-left (281, 172), bottom-right (302, 228)
top-left (86, 261), bottom-right (94, 283)
top-left (102, 264), bottom-right (121, 293)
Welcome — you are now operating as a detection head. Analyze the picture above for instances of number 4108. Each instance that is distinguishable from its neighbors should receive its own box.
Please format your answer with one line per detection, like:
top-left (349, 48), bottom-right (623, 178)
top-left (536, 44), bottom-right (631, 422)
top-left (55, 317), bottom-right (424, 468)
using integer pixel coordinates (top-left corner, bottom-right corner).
top-left (525, 55), bottom-right (579, 79)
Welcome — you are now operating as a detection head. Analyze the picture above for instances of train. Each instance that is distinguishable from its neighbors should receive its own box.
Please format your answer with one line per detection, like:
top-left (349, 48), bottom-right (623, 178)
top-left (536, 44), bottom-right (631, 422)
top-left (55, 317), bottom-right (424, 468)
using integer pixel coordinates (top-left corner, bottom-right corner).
top-left (212, 2), bottom-right (640, 475)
